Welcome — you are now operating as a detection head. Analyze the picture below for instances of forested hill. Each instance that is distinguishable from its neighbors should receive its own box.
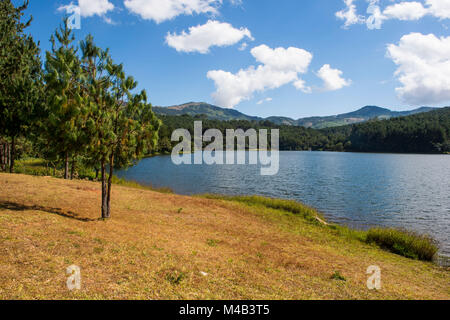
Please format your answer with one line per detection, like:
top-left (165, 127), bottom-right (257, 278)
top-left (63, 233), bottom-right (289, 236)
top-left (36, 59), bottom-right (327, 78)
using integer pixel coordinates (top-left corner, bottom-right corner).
top-left (153, 102), bottom-right (261, 122)
top-left (154, 102), bottom-right (436, 129)
top-left (326, 106), bottom-right (450, 153)
top-left (156, 107), bottom-right (450, 154)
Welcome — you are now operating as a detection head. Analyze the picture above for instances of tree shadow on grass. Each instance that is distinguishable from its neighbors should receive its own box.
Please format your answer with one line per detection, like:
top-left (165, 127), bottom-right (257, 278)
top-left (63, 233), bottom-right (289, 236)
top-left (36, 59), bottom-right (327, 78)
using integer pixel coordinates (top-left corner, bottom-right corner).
top-left (0, 200), bottom-right (99, 222)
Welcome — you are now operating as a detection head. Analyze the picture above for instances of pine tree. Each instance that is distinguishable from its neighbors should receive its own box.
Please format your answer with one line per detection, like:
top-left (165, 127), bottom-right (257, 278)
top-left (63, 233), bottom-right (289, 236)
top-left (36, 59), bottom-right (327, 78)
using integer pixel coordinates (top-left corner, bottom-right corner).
top-left (80, 35), bottom-right (160, 218)
top-left (0, 0), bottom-right (43, 173)
top-left (104, 63), bottom-right (161, 217)
top-left (43, 19), bottom-right (85, 179)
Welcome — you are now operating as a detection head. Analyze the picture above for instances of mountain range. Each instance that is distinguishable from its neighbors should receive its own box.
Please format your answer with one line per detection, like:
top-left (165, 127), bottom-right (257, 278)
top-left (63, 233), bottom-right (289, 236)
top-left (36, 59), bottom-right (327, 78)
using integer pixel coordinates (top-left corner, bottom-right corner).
top-left (153, 102), bottom-right (437, 129)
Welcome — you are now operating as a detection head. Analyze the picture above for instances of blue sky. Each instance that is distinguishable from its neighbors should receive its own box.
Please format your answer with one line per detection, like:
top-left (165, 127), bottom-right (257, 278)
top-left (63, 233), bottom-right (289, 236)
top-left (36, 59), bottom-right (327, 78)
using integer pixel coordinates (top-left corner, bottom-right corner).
top-left (17, 0), bottom-right (450, 118)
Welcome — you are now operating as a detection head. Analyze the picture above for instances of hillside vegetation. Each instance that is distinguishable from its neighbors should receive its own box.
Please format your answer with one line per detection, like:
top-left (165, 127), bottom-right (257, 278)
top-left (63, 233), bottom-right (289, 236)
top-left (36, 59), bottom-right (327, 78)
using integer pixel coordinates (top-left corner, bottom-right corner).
top-left (157, 107), bottom-right (450, 154)
top-left (153, 102), bottom-right (436, 129)
top-left (0, 174), bottom-right (448, 300)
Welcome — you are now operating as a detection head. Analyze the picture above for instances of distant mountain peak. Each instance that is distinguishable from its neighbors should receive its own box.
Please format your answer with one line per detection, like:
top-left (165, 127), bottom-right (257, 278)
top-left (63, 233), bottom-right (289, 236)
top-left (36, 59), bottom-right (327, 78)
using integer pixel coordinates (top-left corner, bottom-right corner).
top-left (153, 102), bottom-right (437, 129)
top-left (359, 105), bottom-right (391, 112)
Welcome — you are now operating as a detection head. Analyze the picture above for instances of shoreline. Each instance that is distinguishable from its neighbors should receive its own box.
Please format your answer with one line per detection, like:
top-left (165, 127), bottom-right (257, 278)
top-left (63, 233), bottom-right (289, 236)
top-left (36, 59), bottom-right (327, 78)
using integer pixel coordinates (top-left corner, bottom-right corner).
top-left (147, 150), bottom-right (450, 157)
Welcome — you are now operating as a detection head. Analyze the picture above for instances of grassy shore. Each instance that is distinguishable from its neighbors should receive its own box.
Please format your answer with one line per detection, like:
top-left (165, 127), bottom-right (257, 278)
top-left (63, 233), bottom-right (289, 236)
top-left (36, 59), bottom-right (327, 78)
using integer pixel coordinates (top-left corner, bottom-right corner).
top-left (0, 173), bottom-right (449, 300)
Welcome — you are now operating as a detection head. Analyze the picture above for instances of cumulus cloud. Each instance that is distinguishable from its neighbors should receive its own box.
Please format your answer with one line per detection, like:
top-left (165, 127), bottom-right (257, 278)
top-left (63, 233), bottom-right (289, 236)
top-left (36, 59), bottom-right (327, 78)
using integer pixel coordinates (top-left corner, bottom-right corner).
top-left (58, 0), bottom-right (114, 17)
top-left (383, 2), bottom-right (428, 21)
top-left (427, 0), bottom-right (450, 19)
top-left (337, 0), bottom-right (450, 29)
top-left (238, 42), bottom-right (248, 51)
top-left (317, 64), bottom-right (352, 91)
top-left (207, 45), bottom-right (314, 108)
top-left (257, 97), bottom-right (272, 105)
top-left (336, 0), bottom-right (364, 28)
top-left (166, 20), bottom-right (253, 53)
top-left (293, 79), bottom-right (311, 93)
top-left (251, 45), bottom-right (313, 73)
top-left (123, 0), bottom-right (221, 23)
top-left (387, 32), bottom-right (450, 105)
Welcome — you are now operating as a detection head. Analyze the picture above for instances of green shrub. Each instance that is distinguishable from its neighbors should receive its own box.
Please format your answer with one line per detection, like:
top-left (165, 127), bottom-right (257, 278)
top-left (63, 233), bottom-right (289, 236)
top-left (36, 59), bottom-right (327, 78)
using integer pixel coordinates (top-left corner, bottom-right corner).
top-left (366, 228), bottom-right (438, 261)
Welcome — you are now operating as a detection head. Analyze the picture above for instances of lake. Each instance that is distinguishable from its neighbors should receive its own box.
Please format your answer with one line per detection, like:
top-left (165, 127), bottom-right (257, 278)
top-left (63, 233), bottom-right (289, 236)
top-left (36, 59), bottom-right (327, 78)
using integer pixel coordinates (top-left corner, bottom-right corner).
top-left (116, 151), bottom-right (450, 256)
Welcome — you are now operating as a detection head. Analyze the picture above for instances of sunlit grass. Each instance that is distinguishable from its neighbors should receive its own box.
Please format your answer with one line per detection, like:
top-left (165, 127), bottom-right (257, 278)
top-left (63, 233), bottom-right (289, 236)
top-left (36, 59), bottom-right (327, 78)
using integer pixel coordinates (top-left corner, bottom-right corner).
top-left (14, 158), bottom-right (173, 194)
top-left (203, 194), bottom-right (439, 262)
top-left (0, 173), bottom-right (448, 300)
top-left (202, 194), bottom-right (320, 223)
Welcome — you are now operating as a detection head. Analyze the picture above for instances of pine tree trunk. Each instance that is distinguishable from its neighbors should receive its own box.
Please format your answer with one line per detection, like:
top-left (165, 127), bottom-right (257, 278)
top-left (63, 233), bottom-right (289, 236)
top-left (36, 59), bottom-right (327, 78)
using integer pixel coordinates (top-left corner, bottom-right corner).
top-left (101, 160), bottom-right (108, 219)
top-left (70, 158), bottom-right (76, 180)
top-left (0, 142), bottom-right (4, 171)
top-left (64, 152), bottom-right (69, 179)
top-left (106, 153), bottom-right (114, 218)
top-left (6, 142), bottom-right (10, 170)
top-left (9, 136), bottom-right (15, 173)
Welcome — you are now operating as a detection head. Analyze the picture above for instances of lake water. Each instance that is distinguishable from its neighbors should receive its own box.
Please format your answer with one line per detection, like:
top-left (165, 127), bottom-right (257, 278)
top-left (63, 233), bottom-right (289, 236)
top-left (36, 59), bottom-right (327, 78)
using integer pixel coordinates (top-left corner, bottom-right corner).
top-left (116, 151), bottom-right (450, 256)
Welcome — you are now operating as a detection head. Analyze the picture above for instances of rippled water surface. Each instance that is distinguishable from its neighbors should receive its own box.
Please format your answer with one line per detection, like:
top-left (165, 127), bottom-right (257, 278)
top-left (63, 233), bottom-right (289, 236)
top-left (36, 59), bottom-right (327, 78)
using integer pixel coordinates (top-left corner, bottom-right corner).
top-left (117, 152), bottom-right (450, 255)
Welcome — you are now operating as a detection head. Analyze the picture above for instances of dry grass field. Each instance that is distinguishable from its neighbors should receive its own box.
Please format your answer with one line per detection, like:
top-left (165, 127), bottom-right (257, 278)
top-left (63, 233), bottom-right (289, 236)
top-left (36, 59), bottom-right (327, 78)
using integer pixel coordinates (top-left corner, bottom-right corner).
top-left (0, 173), bottom-right (448, 300)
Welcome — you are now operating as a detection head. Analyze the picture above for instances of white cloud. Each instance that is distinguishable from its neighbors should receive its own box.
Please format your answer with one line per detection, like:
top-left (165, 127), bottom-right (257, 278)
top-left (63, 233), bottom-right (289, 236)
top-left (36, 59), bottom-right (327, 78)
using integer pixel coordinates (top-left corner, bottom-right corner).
top-left (166, 20), bottom-right (253, 53)
top-left (238, 42), bottom-right (248, 51)
top-left (336, 0), bottom-right (364, 28)
top-left (317, 64), bottom-right (351, 91)
top-left (257, 97), bottom-right (272, 105)
top-left (58, 0), bottom-right (114, 17)
top-left (293, 79), bottom-right (312, 93)
top-left (251, 45), bottom-right (313, 73)
top-left (207, 45), bottom-right (313, 108)
top-left (229, 0), bottom-right (242, 5)
top-left (427, 0), bottom-right (450, 19)
top-left (387, 32), bottom-right (450, 105)
top-left (337, 0), bottom-right (450, 30)
top-left (124, 0), bottom-right (221, 23)
top-left (383, 2), bottom-right (428, 21)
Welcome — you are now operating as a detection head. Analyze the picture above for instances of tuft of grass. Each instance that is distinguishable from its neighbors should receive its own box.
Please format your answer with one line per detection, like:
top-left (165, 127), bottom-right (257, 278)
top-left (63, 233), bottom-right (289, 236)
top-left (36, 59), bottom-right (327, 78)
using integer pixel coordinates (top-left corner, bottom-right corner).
top-left (366, 228), bottom-right (438, 261)
top-left (164, 270), bottom-right (186, 285)
top-left (202, 194), bottom-right (320, 223)
top-left (206, 239), bottom-right (220, 247)
top-left (330, 271), bottom-right (346, 281)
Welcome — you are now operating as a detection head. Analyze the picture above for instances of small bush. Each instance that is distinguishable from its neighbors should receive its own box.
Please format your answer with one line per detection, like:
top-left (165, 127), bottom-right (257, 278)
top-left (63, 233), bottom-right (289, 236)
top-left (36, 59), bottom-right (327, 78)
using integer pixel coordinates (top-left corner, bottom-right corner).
top-left (366, 228), bottom-right (438, 261)
top-left (330, 271), bottom-right (346, 281)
